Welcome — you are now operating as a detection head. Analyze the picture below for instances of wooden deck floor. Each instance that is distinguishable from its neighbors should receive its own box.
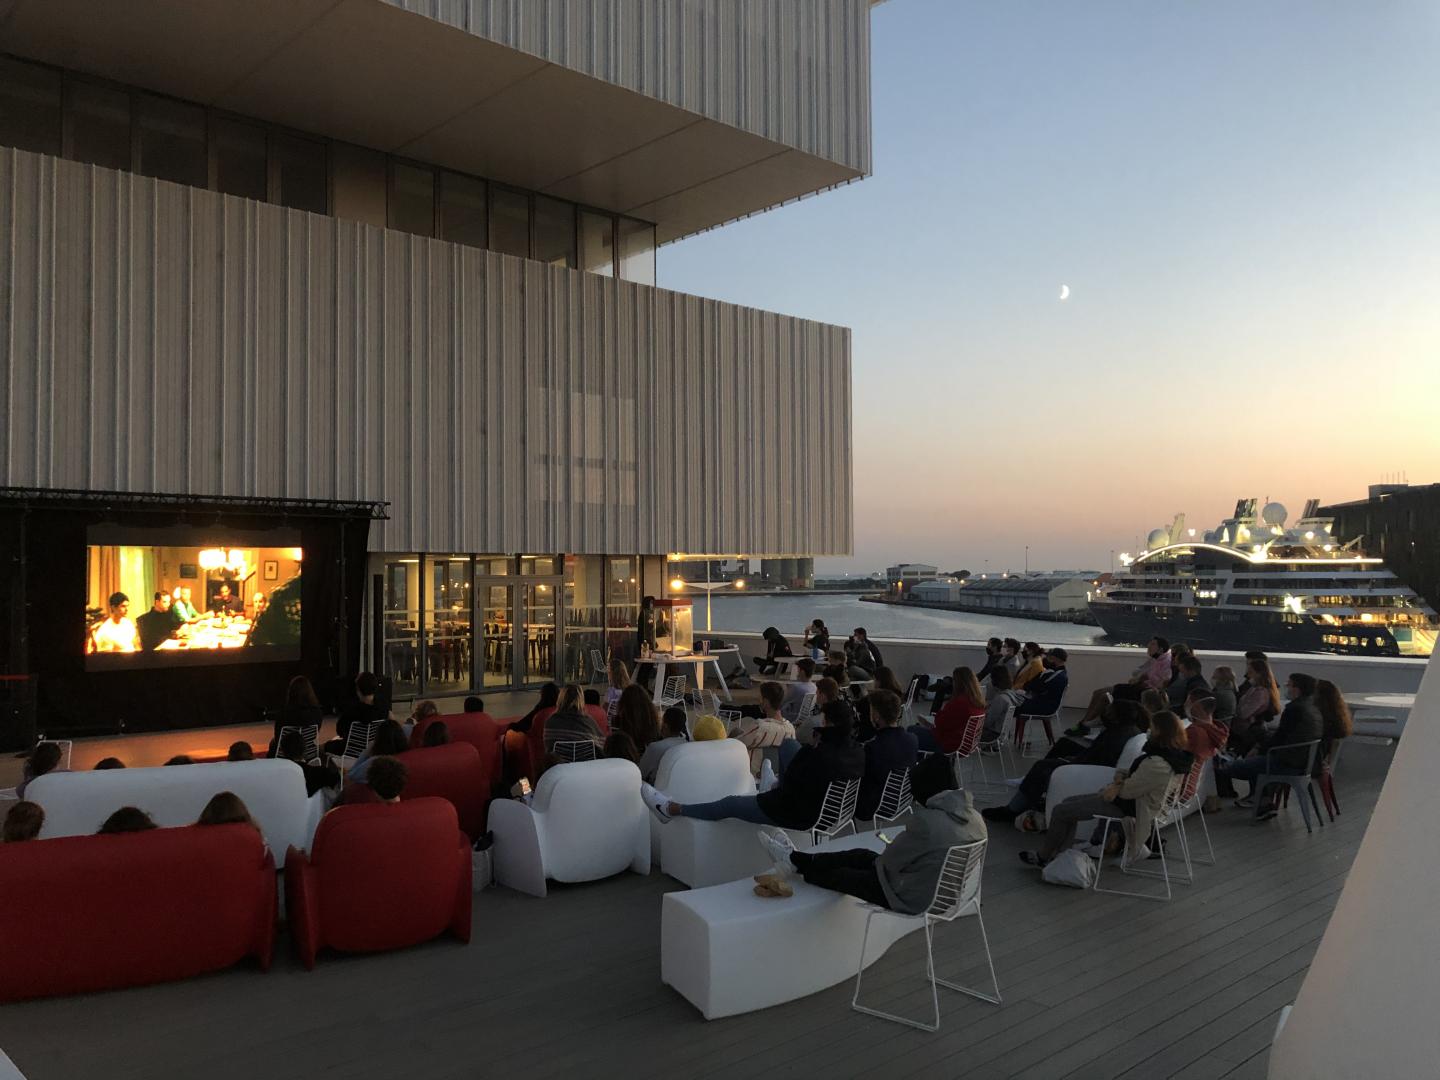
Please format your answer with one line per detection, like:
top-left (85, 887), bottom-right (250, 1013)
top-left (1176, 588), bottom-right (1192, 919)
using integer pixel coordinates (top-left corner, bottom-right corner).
top-left (0, 737), bottom-right (1392, 1080)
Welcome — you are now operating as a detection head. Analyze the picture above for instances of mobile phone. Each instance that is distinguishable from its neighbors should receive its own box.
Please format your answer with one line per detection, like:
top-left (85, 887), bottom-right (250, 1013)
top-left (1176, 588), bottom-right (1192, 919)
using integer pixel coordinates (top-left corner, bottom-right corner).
top-left (510, 778), bottom-right (531, 798)
top-left (877, 832), bottom-right (894, 845)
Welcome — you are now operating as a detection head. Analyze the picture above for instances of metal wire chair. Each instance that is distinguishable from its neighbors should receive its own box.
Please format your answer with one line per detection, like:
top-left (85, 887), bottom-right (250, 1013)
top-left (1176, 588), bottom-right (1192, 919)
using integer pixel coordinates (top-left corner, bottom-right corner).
top-left (852, 838), bottom-right (1001, 1030)
top-left (810, 777), bottom-right (861, 845)
top-left (553, 739), bottom-right (598, 763)
top-left (872, 768), bottom-right (914, 829)
top-left (1092, 773), bottom-right (1187, 901)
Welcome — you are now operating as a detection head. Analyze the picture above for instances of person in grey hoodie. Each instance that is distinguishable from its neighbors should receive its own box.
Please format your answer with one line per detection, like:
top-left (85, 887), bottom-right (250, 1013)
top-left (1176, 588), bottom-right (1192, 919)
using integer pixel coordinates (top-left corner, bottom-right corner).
top-left (756, 789), bottom-right (987, 914)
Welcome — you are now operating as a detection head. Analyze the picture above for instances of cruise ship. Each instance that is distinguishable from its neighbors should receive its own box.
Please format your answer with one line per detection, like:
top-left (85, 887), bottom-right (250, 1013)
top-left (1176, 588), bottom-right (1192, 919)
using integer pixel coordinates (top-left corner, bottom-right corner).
top-left (1089, 498), bottom-right (1438, 657)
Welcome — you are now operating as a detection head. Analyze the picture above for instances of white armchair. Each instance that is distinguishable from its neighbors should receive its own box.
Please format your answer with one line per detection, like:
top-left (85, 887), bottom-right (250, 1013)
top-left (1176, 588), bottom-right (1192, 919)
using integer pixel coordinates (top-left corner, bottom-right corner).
top-left (489, 759), bottom-right (650, 898)
top-left (1044, 732), bottom-right (1149, 825)
top-left (654, 740), bottom-right (758, 886)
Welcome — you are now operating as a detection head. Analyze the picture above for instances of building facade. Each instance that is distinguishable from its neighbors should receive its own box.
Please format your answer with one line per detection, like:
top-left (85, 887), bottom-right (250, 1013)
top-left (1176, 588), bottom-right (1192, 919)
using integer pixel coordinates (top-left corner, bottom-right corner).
top-left (0, 0), bottom-right (877, 709)
top-left (953, 575), bottom-right (1092, 615)
top-left (1321, 484), bottom-right (1440, 612)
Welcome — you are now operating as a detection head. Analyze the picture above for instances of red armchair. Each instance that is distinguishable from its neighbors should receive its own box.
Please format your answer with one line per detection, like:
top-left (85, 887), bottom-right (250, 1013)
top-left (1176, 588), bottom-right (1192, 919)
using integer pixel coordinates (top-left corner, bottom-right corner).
top-left (0, 824), bottom-right (275, 1002)
top-left (411, 710), bottom-right (503, 785)
top-left (396, 741), bottom-right (489, 837)
top-left (284, 798), bottom-right (471, 969)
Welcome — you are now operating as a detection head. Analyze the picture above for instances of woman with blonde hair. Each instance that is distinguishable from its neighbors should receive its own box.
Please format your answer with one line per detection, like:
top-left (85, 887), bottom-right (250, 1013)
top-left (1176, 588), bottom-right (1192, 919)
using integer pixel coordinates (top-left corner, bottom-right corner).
top-left (1231, 657), bottom-right (1281, 753)
top-left (605, 658), bottom-right (632, 711)
top-left (1210, 666), bottom-right (1238, 722)
top-left (543, 682), bottom-right (605, 755)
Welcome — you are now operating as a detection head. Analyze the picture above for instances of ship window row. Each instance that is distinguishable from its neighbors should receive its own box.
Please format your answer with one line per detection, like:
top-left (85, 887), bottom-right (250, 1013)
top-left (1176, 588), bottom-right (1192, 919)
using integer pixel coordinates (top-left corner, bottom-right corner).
top-left (0, 53), bottom-right (656, 285)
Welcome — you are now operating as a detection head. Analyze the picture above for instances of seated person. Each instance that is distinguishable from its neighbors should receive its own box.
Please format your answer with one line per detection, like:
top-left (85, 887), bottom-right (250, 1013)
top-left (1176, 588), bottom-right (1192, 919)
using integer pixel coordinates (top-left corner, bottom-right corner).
top-left (325, 671), bottom-right (387, 756)
top-left (843, 627), bottom-right (883, 682)
top-left (3, 800), bottom-right (44, 843)
top-left (339, 756), bottom-right (408, 806)
top-left (982, 700), bottom-right (1147, 823)
top-left (732, 682), bottom-right (797, 774)
top-left (982, 667), bottom-right (1023, 744)
top-left (975, 637), bottom-right (1005, 685)
top-left (613, 685), bottom-right (661, 757)
top-left (226, 742), bottom-right (254, 762)
top-left (643, 702), bottom-right (863, 829)
top-left (779, 659), bottom-right (818, 721)
top-left (16, 741), bottom-right (65, 799)
top-left (196, 791), bottom-right (260, 834)
top-left (1066, 636), bottom-right (1172, 736)
top-left (1210, 667), bottom-right (1239, 723)
top-left (855, 667), bottom-right (908, 741)
top-left (542, 684), bottom-right (605, 756)
top-left (856, 689), bottom-right (919, 821)
top-left (753, 789), bottom-right (985, 911)
top-left (97, 806), bottom-right (159, 835)
top-left (1168, 654), bottom-right (1210, 711)
top-left (1183, 691), bottom-right (1228, 762)
top-left (1014, 648), bottom-right (1069, 745)
top-left (421, 721), bottom-right (451, 747)
top-left (93, 757), bottom-right (126, 770)
top-left (136, 591), bottom-right (180, 651)
top-left (1019, 710), bottom-right (1192, 868)
top-left (753, 626), bottom-right (794, 675)
top-left (691, 715), bottom-right (728, 742)
top-left (1012, 642), bottom-right (1045, 690)
top-left (164, 755), bottom-right (195, 766)
top-left (347, 720), bottom-right (409, 784)
top-left (604, 730), bottom-right (641, 764)
top-left (1218, 672), bottom-right (1323, 816)
top-left (638, 707), bottom-right (689, 783)
top-left (916, 667), bottom-right (986, 755)
top-left (90, 591), bottom-right (139, 653)
top-left (277, 728), bottom-right (342, 796)
top-left (404, 700), bottom-right (438, 743)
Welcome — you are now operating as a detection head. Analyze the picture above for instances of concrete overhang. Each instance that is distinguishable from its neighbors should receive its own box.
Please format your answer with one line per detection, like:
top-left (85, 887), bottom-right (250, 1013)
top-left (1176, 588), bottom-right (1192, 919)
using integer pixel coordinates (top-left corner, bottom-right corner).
top-left (0, 0), bottom-right (866, 243)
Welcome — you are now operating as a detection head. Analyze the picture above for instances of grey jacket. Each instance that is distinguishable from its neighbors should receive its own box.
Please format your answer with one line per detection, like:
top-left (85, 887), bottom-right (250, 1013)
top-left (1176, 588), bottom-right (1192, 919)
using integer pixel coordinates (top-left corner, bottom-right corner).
top-left (876, 789), bottom-right (988, 915)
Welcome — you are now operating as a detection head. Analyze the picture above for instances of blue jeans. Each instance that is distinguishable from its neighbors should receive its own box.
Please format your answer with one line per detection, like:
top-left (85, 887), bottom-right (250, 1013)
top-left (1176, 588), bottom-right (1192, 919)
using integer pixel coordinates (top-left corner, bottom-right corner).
top-left (677, 794), bottom-right (777, 825)
top-left (1225, 756), bottom-right (1304, 794)
top-left (913, 725), bottom-right (940, 754)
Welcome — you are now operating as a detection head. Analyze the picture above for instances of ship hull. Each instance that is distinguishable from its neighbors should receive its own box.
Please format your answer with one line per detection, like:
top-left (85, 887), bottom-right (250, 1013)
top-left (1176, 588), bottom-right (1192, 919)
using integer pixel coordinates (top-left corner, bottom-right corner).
top-left (1088, 603), bottom-right (1401, 657)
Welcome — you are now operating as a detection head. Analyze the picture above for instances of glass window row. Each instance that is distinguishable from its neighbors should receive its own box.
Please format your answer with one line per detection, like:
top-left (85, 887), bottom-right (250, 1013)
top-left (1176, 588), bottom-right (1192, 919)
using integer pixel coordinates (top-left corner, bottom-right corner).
top-left (0, 53), bottom-right (656, 284)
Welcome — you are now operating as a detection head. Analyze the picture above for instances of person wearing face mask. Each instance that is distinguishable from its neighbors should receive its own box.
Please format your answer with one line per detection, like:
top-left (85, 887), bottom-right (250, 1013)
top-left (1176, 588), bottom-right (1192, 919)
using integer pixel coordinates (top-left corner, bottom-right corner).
top-left (1012, 648), bottom-right (1068, 748)
top-left (1065, 636), bottom-right (1172, 738)
top-left (1217, 672), bottom-right (1322, 817)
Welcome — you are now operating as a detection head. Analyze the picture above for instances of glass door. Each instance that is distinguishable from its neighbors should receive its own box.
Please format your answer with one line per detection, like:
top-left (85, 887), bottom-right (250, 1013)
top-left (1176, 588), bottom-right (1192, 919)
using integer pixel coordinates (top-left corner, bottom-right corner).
top-left (423, 556), bottom-right (472, 695)
top-left (382, 558), bottom-right (420, 697)
top-left (521, 580), bottom-right (559, 685)
top-left (478, 583), bottom-right (515, 689)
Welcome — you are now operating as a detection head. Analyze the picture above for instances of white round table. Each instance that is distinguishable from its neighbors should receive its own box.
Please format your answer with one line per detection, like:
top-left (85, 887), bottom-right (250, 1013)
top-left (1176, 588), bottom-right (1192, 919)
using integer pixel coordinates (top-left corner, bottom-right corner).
top-left (634, 647), bottom-right (739, 703)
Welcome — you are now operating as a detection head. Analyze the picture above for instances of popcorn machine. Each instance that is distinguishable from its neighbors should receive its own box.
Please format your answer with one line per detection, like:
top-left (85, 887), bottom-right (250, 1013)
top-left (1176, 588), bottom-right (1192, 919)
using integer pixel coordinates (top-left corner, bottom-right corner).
top-left (652, 598), bottom-right (694, 655)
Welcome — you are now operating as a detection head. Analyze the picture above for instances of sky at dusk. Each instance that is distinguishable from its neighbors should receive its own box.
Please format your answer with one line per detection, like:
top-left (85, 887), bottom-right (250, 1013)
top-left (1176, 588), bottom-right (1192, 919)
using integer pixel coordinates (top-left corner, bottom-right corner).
top-left (662, 0), bottom-right (1440, 575)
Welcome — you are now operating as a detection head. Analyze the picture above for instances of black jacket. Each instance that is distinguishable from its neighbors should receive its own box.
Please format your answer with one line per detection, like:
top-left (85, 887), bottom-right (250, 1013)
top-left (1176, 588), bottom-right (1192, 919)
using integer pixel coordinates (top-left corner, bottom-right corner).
top-left (1079, 722), bottom-right (1143, 768)
top-left (845, 637), bottom-right (882, 674)
top-left (757, 728), bottom-right (864, 830)
top-left (336, 700), bottom-right (384, 741)
top-left (857, 727), bottom-right (919, 820)
top-left (766, 633), bottom-right (795, 660)
top-left (1168, 673), bottom-right (1210, 710)
top-left (1266, 698), bottom-right (1324, 771)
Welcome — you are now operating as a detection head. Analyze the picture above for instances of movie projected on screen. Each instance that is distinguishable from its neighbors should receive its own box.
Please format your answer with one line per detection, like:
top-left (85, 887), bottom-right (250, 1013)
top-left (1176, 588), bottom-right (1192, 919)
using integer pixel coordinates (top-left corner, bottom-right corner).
top-left (85, 527), bottom-right (302, 668)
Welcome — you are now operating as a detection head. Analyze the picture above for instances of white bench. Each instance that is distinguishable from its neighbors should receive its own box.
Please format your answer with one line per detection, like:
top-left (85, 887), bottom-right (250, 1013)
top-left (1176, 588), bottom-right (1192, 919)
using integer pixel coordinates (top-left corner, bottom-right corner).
top-left (662, 833), bottom-right (937, 1019)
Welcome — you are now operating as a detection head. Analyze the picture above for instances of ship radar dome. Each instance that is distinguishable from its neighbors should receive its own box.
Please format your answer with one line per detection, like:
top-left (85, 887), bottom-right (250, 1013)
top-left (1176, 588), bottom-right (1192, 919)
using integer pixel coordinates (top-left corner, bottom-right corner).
top-left (1261, 502), bottom-right (1288, 526)
top-left (1146, 528), bottom-right (1169, 549)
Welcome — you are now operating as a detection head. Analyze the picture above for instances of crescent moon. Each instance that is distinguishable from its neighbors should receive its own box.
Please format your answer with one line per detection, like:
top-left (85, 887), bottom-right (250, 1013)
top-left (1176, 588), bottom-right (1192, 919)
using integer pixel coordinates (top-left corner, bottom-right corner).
top-left (1059, 284), bottom-right (1070, 300)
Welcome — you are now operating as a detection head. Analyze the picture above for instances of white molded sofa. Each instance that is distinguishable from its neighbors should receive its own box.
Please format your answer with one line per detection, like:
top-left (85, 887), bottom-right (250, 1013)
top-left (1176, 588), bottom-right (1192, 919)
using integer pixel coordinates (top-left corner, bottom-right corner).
top-left (653, 740), bottom-right (765, 886)
top-left (27, 759), bottom-right (326, 854)
top-left (663, 831), bottom-right (976, 1019)
top-left (489, 758), bottom-right (650, 897)
top-left (1043, 732), bottom-right (1148, 823)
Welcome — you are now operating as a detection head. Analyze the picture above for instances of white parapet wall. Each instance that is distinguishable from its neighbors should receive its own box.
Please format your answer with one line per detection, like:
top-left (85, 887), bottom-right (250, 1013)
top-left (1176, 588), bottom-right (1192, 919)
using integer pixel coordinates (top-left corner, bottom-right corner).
top-left (712, 630), bottom-right (1427, 705)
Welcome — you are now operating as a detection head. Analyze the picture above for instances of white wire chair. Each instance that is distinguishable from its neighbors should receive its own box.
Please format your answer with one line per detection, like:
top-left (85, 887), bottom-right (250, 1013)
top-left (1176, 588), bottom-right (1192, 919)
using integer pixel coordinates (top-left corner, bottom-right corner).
top-left (589, 648), bottom-right (608, 684)
top-left (696, 688), bottom-right (722, 720)
top-left (809, 777), bottom-right (861, 845)
top-left (657, 675), bottom-right (688, 713)
top-left (900, 677), bottom-right (921, 727)
top-left (1168, 754), bottom-right (1215, 875)
top-left (872, 768), bottom-right (914, 829)
top-left (1016, 709), bottom-right (1061, 758)
top-left (340, 719), bottom-right (381, 760)
top-left (718, 708), bottom-right (742, 733)
top-left (275, 724), bottom-right (321, 765)
top-left (947, 713), bottom-right (987, 790)
top-left (852, 838), bottom-right (1001, 1030)
top-left (553, 739), bottom-right (598, 763)
top-left (794, 692), bottom-right (817, 735)
top-left (1092, 773), bottom-right (1188, 901)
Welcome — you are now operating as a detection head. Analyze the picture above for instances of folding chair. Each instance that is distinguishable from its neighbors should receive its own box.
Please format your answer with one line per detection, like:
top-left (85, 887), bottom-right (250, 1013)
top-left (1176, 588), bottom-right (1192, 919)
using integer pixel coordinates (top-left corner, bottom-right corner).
top-left (808, 777), bottom-right (861, 845)
top-left (872, 768), bottom-right (914, 829)
top-left (553, 740), bottom-right (598, 763)
top-left (1092, 774), bottom-right (1186, 901)
top-left (852, 838), bottom-right (1000, 1030)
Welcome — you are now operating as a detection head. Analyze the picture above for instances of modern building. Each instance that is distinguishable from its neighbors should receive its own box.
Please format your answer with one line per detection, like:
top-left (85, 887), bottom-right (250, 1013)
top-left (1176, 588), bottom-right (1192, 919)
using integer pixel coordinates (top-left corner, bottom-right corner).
top-left (885, 563), bottom-right (939, 594)
top-left (0, 1), bottom-right (879, 730)
top-left (908, 579), bottom-right (966, 603)
top-left (952, 574), bottom-right (1092, 615)
top-left (1321, 483), bottom-right (1440, 611)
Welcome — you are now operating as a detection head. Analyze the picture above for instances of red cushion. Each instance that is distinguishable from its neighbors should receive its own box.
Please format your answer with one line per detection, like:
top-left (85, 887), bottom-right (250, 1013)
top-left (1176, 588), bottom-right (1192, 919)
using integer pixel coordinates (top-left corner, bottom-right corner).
top-left (284, 798), bottom-right (470, 968)
top-left (525, 707), bottom-right (556, 783)
top-left (0, 824), bottom-right (275, 1002)
top-left (396, 742), bottom-right (488, 838)
top-left (411, 711), bottom-right (503, 783)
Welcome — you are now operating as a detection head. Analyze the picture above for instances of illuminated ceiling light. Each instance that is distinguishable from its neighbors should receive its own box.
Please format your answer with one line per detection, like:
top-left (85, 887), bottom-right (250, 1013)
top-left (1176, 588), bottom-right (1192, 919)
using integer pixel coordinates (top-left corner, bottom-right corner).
top-left (1360, 613), bottom-right (1374, 622)
top-left (669, 578), bottom-right (685, 591)
top-left (1304, 531), bottom-right (1315, 541)
top-left (198, 548), bottom-right (226, 571)
top-left (733, 579), bottom-right (746, 590)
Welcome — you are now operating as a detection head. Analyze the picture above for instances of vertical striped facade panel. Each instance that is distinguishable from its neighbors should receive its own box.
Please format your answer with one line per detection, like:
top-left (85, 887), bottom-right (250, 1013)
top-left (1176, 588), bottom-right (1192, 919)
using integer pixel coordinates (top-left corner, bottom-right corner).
top-left (0, 148), bottom-right (852, 556)
top-left (386, 0), bottom-right (873, 175)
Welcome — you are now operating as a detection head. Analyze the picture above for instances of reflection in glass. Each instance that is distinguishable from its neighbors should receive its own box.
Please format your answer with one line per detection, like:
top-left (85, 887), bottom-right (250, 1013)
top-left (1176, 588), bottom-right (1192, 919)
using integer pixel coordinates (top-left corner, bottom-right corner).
top-left (383, 558), bottom-right (420, 697)
top-left (580, 210), bottom-right (615, 277)
top-left (273, 133), bottom-right (327, 214)
top-left (618, 217), bottom-right (656, 285)
top-left (489, 187), bottom-right (529, 258)
top-left (440, 172), bottom-right (487, 248)
top-left (533, 196), bottom-right (576, 269)
top-left (522, 582), bottom-right (558, 685)
top-left (212, 117), bottom-right (268, 201)
top-left (68, 81), bottom-right (131, 171)
top-left (390, 162), bottom-right (435, 237)
top-left (479, 584), bottom-right (514, 689)
top-left (563, 555), bottom-right (605, 683)
top-left (0, 58), bottom-right (61, 156)
top-left (136, 94), bottom-right (206, 188)
top-left (606, 556), bottom-right (640, 663)
top-left (424, 556), bottom-right (472, 693)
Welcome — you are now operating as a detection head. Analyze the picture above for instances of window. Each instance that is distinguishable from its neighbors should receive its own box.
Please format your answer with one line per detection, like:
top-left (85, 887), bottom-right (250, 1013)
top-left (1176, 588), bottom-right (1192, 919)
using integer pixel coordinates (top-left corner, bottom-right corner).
top-left (211, 117), bottom-right (267, 201)
top-left (389, 162), bottom-right (435, 237)
top-left (272, 133), bottom-right (327, 214)
top-left (618, 217), bottom-right (656, 285)
top-left (439, 172), bottom-right (487, 248)
top-left (562, 555), bottom-right (605, 683)
top-left (66, 81), bottom-right (131, 171)
top-left (533, 196), bottom-right (576, 269)
top-left (136, 94), bottom-right (206, 188)
top-left (580, 210), bottom-right (615, 276)
top-left (605, 556), bottom-right (640, 662)
top-left (490, 187), bottom-right (530, 258)
top-left (0, 57), bottom-right (61, 155)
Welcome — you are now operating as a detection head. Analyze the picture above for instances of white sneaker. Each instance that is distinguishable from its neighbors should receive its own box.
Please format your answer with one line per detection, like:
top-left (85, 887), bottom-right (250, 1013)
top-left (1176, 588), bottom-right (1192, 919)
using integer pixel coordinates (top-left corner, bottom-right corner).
top-left (639, 782), bottom-right (672, 823)
top-left (756, 826), bottom-right (796, 877)
top-left (759, 759), bottom-right (779, 792)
